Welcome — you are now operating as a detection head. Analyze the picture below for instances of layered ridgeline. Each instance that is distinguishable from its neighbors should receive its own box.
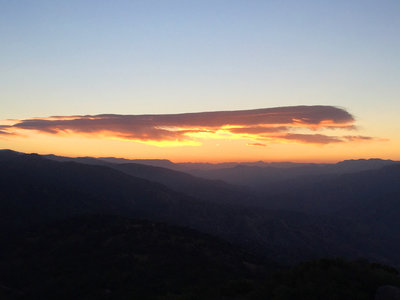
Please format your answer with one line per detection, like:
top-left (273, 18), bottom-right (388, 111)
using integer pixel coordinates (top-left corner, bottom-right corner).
top-left (45, 153), bottom-right (399, 188)
top-left (185, 159), bottom-right (400, 188)
top-left (44, 150), bottom-right (400, 264)
top-left (2, 150), bottom-right (400, 299)
top-left (44, 153), bottom-right (259, 206)
top-left (2, 150), bottom-right (400, 267)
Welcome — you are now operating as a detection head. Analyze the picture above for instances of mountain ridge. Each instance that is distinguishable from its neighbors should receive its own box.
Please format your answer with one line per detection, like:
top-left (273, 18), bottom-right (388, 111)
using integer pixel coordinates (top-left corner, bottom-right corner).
top-left (2, 149), bottom-right (400, 267)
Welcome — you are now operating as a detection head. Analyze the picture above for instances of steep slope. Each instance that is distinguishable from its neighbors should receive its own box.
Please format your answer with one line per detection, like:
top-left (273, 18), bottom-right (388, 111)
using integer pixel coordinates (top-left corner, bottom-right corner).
top-left (111, 162), bottom-right (257, 206)
top-left (45, 152), bottom-right (260, 207)
top-left (0, 150), bottom-right (200, 229)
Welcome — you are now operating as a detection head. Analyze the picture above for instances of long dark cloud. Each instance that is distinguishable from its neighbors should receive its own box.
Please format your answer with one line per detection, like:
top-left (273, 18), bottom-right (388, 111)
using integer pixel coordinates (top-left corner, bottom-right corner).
top-left (0, 105), bottom-right (375, 145)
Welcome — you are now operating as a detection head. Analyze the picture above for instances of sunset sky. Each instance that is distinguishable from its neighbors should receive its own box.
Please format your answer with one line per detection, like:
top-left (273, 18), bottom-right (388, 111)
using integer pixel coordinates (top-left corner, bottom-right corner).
top-left (1, 1), bottom-right (399, 162)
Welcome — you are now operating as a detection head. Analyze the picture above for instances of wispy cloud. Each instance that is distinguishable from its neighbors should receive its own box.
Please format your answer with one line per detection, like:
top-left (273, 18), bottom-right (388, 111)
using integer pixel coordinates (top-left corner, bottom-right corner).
top-left (343, 135), bottom-right (374, 141)
top-left (0, 130), bottom-right (13, 135)
top-left (279, 133), bottom-right (344, 144)
top-left (0, 106), bottom-right (378, 146)
top-left (0, 125), bottom-right (16, 136)
top-left (247, 143), bottom-right (267, 147)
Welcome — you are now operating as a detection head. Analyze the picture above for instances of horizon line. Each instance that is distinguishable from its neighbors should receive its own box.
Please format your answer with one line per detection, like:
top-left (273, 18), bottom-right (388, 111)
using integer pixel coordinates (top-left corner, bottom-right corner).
top-left (1, 148), bottom-right (396, 165)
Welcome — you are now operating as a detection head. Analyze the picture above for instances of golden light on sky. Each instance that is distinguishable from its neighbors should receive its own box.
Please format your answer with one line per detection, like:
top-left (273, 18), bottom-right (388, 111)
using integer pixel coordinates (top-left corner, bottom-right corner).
top-left (0, 105), bottom-right (394, 162)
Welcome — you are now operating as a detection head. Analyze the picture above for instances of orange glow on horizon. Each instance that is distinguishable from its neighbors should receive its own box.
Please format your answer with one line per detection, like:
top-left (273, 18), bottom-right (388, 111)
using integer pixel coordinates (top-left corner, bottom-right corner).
top-left (0, 107), bottom-right (395, 163)
top-left (0, 128), bottom-right (395, 164)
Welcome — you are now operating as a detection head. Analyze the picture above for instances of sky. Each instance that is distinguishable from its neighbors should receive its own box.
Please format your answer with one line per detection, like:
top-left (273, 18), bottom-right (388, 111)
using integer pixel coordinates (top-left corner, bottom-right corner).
top-left (1, 0), bottom-right (399, 162)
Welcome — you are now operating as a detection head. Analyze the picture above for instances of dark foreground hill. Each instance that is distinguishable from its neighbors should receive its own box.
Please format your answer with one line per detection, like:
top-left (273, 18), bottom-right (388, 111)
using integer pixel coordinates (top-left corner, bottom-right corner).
top-left (1, 215), bottom-right (400, 300)
top-left (0, 215), bottom-right (266, 299)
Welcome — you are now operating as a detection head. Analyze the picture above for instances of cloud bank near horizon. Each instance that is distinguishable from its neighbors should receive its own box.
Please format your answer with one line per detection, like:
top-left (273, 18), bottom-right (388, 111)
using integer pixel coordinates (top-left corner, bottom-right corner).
top-left (0, 106), bottom-right (377, 146)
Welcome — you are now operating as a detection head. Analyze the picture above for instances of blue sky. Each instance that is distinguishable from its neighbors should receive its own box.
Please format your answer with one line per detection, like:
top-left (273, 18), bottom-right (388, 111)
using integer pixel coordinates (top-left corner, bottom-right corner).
top-left (1, 0), bottom-right (399, 116)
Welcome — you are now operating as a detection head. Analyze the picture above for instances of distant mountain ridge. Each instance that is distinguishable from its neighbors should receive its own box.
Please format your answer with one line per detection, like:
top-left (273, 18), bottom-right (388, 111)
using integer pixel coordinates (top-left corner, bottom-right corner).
top-left (41, 152), bottom-right (400, 210)
top-left (188, 159), bottom-right (400, 188)
top-left (41, 150), bottom-right (399, 172)
top-left (42, 151), bottom-right (260, 206)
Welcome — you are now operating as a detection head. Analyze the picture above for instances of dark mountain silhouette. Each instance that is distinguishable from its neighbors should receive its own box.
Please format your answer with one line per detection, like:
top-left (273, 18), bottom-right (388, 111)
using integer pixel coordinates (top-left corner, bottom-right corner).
top-left (44, 152), bottom-right (259, 206)
top-left (0, 150), bottom-right (204, 230)
top-left (109, 163), bottom-right (257, 206)
top-left (45, 152), bottom-right (398, 177)
top-left (43, 152), bottom-right (399, 192)
top-left (44, 153), bottom-right (111, 166)
top-left (334, 159), bottom-right (399, 173)
top-left (2, 149), bottom-right (400, 267)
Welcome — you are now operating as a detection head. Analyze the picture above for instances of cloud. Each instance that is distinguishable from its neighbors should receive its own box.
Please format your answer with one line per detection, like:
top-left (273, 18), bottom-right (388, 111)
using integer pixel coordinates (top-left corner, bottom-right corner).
top-left (0, 130), bottom-right (12, 135)
top-left (1, 105), bottom-right (376, 146)
top-left (247, 143), bottom-right (267, 147)
top-left (279, 133), bottom-right (344, 144)
top-left (230, 126), bottom-right (289, 134)
top-left (0, 125), bottom-right (16, 136)
top-left (274, 134), bottom-right (383, 144)
top-left (343, 135), bottom-right (374, 141)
